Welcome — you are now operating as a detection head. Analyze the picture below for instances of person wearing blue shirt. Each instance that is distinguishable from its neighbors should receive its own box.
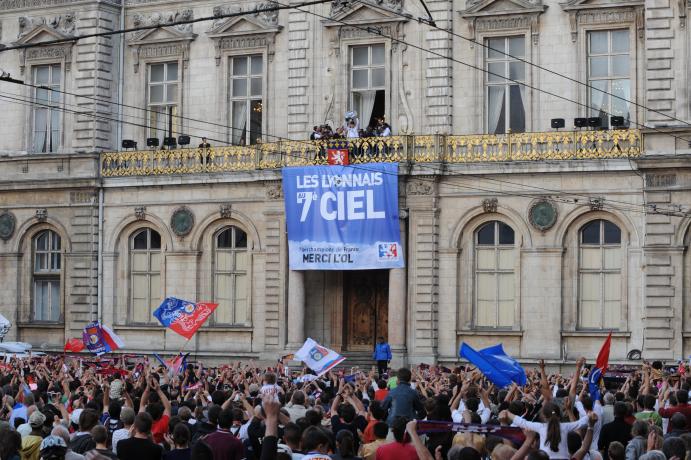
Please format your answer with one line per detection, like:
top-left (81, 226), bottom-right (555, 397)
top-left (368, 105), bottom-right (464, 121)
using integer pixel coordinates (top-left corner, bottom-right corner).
top-left (372, 336), bottom-right (392, 377)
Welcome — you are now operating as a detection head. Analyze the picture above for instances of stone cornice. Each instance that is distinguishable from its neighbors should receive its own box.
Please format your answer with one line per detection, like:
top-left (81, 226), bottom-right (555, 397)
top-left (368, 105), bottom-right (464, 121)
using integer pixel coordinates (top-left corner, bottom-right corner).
top-left (0, 0), bottom-right (120, 11)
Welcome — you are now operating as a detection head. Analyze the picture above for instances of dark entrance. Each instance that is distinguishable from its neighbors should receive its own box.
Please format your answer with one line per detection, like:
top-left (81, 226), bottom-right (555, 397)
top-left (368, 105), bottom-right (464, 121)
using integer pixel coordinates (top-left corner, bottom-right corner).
top-left (343, 270), bottom-right (388, 351)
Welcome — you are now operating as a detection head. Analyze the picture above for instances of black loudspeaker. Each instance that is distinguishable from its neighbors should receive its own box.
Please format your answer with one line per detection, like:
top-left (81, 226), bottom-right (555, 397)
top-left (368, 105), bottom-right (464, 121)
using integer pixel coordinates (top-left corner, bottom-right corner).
top-left (551, 118), bottom-right (565, 129)
top-left (146, 137), bottom-right (160, 147)
top-left (121, 139), bottom-right (137, 149)
top-left (610, 116), bottom-right (625, 127)
top-left (163, 137), bottom-right (177, 147)
top-left (588, 117), bottom-right (602, 128)
top-left (574, 118), bottom-right (588, 128)
top-left (177, 135), bottom-right (191, 146)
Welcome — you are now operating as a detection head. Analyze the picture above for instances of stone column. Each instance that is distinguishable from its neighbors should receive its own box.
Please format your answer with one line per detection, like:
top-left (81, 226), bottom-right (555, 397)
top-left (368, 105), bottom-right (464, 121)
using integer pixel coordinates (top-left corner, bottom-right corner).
top-left (388, 267), bottom-right (407, 368)
top-left (287, 269), bottom-right (306, 348)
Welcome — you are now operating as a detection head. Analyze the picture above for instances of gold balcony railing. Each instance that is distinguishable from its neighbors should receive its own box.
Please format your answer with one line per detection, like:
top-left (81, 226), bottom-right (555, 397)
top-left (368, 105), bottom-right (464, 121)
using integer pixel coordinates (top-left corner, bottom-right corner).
top-left (101, 129), bottom-right (641, 177)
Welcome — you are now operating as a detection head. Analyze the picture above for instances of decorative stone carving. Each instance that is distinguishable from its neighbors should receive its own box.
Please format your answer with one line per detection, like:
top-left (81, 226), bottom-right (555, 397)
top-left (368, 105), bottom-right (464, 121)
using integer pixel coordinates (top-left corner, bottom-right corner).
top-left (528, 199), bottom-right (557, 231)
top-left (35, 208), bottom-right (47, 222)
top-left (0, 211), bottom-right (16, 241)
top-left (331, 0), bottom-right (402, 17)
top-left (131, 9), bottom-right (193, 38)
top-left (17, 13), bottom-right (76, 39)
top-left (266, 183), bottom-right (283, 200)
top-left (560, 0), bottom-right (645, 42)
top-left (170, 207), bottom-right (194, 237)
top-left (134, 206), bottom-right (146, 220)
top-left (2, 0), bottom-right (114, 9)
top-left (406, 180), bottom-right (432, 196)
top-left (220, 203), bottom-right (232, 219)
top-left (213, 2), bottom-right (279, 28)
top-left (461, 0), bottom-right (546, 44)
top-left (589, 197), bottom-right (604, 211)
top-left (482, 198), bottom-right (498, 213)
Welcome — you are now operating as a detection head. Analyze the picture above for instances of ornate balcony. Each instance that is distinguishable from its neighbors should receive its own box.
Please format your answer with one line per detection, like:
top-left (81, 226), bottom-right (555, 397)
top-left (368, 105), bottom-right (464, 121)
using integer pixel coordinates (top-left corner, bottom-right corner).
top-left (100, 129), bottom-right (641, 177)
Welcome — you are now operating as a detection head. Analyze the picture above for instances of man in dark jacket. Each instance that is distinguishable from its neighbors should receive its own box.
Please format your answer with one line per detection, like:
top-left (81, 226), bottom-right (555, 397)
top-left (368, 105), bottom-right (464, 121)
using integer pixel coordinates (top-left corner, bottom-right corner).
top-left (598, 402), bottom-right (632, 454)
top-left (69, 409), bottom-right (99, 454)
top-left (382, 368), bottom-right (423, 425)
top-left (372, 336), bottom-right (392, 377)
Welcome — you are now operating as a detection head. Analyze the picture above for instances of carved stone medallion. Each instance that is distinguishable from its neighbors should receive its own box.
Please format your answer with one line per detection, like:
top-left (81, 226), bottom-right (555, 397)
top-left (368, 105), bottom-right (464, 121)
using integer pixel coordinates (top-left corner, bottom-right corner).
top-left (171, 207), bottom-right (194, 237)
top-left (528, 199), bottom-right (557, 231)
top-left (0, 211), bottom-right (16, 240)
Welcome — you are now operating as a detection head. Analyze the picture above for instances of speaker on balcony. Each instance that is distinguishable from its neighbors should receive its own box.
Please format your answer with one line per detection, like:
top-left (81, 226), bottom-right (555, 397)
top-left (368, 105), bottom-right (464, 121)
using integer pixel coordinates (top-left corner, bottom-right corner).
top-left (588, 117), bottom-right (602, 128)
top-left (121, 139), bottom-right (137, 150)
top-left (163, 137), bottom-right (177, 148)
top-left (610, 116), bottom-right (625, 128)
top-left (574, 118), bottom-right (588, 128)
top-left (177, 135), bottom-right (191, 146)
top-left (146, 137), bottom-right (159, 147)
top-left (551, 118), bottom-right (565, 129)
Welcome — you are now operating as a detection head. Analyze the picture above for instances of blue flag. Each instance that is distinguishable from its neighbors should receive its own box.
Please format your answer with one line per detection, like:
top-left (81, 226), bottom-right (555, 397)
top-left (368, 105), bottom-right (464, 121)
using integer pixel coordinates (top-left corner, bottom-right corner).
top-left (460, 343), bottom-right (527, 388)
top-left (588, 367), bottom-right (602, 402)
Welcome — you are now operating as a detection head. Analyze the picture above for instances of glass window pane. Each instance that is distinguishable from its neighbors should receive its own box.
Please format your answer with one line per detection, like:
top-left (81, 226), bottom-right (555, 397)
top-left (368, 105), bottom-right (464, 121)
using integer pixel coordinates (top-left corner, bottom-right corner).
top-left (498, 249), bottom-right (514, 270)
top-left (217, 252), bottom-right (232, 272)
top-left (476, 248), bottom-right (495, 270)
top-left (589, 56), bottom-right (609, 78)
top-left (508, 37), bottom-right (525, 58)
top-left (250, 78), bottom-right (262, 97)
top-left (612, 55), bottom-right (629, 77)
top-left (488, 62), bottom-right (506, 82)
top-left (35, 253), bottom-right (46, 272)
top-left (235, 228), bottom-right (247, 248)
top-left (589, 31), bottom-right (608, 54)
top-left (36, 88), bottom-right (50, 103)
top-left (611, 30), bottom-right (629, 53)
top-left (149, 85), bottom-right (164, 104)
top-left (611, 80), bottom-right (631, 117)
top-left (35, 66), bottom-right (50, 84)
top-left (498, 273), bottom-right (514, 301)
top-left (51, 252), bottom-right (61, 271)
top-left (352, 69), bottom-right (368, 89)
top-left (150, 64), bottom-right (165, 82)
top-left (166, 84), bottom-right (178, 103)
top-left (232, 78), bottom-right (247, 97)
top-left (509, 86), bottom-right (526, 133)
top-left (133, 230), bottom-right (148, 249)
top-left (150, 274), bottom-right (160, 307)
top-left (132, 253), bottom-right (148, 272)
top-left (250, 100), bottom-right (262, 144)
top-left (235, 251), bottom-right (249, 271)
top-left (498, 223), bottom-right (514, 245)
top-left (604, 301), bottom-right (620, 329)
top-left (580, 300), bottom-right (600, 328)
top-left (581, 273), bottom-right (601, 301)
top-left (581, 247), bottom-right (602, 270)
top-left (509, 62), bottom-right (524, 81)
top-left (371, 68), bottom-right (385, 88)
top-left (235, 274), bottom-right (248, 302)
top-left (476, 300), bottom-right (494, 327)
top-left (51, 65), bottom-right (61, 84)
top-left (50, 280), bottom-right (60, 321)
top-left (603, 221), bottom-right (621, 244)
top-left (477, 223), bottom-right (495, 245)
top-left (590, 80), bottom-right (609, 118)
top-left (233, 57), bottom-right (248, 76)
top-left (604, 247), bottom-right (620, 270)
top-left (150, 252), bottom-right (161, 270)
top-left (581, 220), bottom-right (601, 244)
top-left (251, 56), bottom-right (263, 75)
top-left (352, 46), bottom-right (368, 66)
top-left (498, 300), bottom-right (514, 327)
top-left (36, 232), bottom-right (49, 250)
top-left (217, 229), bottom-right (232, 248)
top-left (232, 101), bottom-right (247, 145)
top-left (167, 62), bottom-right (178, 81)
top-left (605, 273), bottom-right (621, 301)
top-left (371, 44), bottom-right (385, 65)
top-left (150, 230), bottom-right (161, 249)
top-left (34, 281), bottom-right (45, 320)
top-left (477, 273), bottom-right (496, 301)
top-left (487, 38), bottom-right (505, 59)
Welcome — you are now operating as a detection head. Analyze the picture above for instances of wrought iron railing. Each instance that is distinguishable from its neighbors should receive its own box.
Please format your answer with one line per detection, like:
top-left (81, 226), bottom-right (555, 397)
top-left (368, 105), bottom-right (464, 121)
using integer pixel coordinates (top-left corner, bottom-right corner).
top-left (101, 130), bottom-right (641, 177)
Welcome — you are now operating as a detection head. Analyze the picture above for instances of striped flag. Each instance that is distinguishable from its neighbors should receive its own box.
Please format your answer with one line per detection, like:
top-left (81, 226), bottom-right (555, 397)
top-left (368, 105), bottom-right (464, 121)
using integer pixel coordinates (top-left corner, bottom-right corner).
top-left (294, 338), bottom-right (345, 376)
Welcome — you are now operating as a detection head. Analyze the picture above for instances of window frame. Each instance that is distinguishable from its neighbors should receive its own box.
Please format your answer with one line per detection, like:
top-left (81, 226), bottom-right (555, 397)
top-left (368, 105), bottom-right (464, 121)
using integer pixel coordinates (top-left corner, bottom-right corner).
top-left (31, 63), bottom-right (63, 153)
top-left (212, 226), bottom-right (251, 326)
top-left (128, 228), bottom-right (162, 325)
top-left (348, 42), bottom-right (388, 129)
top-left (586, 28), bottom-right (633, 128)
top-left (577, 219), bottom-right (623, 330)
top-left (31, 229), bottom-right (62, 322)
top-left (228, 54), bottom-right (265, 146)
top-left (146, 61), bottom-right (182, 144)
top-left (483, 35), bottom-right (527, 135)
top-left (472, 220), bottom-right (518, 329)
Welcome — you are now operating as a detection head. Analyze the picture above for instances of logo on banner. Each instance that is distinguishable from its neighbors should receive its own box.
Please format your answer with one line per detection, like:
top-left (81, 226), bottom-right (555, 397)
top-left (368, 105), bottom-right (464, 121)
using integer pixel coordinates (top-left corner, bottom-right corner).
top-left (309, 345), bottom-right (329, 362)
top-left (327, 148), bottom-right (349, 165)
top-left (378, 243), bottom-right (399, 261)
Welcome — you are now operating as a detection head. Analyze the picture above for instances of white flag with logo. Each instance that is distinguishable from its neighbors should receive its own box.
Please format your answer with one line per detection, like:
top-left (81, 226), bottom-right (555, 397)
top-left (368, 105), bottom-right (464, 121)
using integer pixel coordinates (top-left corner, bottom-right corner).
top-left (294, 338), bottom-right (345, 376)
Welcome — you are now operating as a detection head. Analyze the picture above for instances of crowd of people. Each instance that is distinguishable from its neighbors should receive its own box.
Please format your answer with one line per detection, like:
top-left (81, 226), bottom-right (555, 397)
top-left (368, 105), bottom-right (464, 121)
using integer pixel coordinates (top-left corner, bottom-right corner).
top-left (1, 353), bottom-right (690, 460)
top-left (310, 114), bottom-right (392, 141)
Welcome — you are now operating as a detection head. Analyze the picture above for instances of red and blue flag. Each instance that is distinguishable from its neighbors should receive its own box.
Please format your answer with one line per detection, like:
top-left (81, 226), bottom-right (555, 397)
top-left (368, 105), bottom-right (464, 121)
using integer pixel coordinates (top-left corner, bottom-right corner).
top-left (82, 322), bottom-right (125, 356)
top-left (588, 331), bottom-right (612, 401)
top-left (153, 297), bottom-right (218, 339)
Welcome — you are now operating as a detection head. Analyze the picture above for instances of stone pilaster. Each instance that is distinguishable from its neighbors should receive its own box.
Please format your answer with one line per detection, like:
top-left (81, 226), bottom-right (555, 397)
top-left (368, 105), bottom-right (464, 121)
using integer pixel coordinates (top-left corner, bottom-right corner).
top-left (287, 4), bottom-right (310, 137)
top-left (424, 0), bottom-right (453, 133)
top-left (263, 209), bottom-right (284, 349)
top-left (644, 0), bottom-right (678, 124)
top-left (287, 269), bottom-right (305, 348)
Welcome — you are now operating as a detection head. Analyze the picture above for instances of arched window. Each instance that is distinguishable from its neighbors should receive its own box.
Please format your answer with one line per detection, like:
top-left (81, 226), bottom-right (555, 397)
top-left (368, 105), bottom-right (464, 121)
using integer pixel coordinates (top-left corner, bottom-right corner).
top-left (214, 226), bottom-right (249, 325)
top-left (130, 228), bottom-right (161, 323)
top-left (474, 221), bottom-right (515, 328)
top-left (579, 219), bottom-right (621, 329)
top-left (32, 230), bottom-right (61, 321)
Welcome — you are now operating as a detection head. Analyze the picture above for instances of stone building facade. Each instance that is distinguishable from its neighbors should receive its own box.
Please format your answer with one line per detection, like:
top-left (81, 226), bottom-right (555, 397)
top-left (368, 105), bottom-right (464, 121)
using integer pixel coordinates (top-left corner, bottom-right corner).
top-left (0, 0), bottom-right (690, 366)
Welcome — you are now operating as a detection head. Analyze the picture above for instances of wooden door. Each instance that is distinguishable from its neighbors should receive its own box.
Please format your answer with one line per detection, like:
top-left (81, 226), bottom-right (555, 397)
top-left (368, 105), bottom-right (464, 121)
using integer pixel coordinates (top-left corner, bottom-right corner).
top-left (344, 270), bottom-right (389, 351)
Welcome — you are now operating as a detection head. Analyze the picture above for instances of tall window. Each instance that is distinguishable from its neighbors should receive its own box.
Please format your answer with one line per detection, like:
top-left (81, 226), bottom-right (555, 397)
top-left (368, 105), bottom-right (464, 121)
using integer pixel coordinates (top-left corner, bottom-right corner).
top-left (32, 230), bottom-right (61, 321)
top-left (475, 221), bottom-right (515, 328)
top-left (148, 62), bottom-right (179, 145)
top-left (214, 226), bottom-right (249, 325)
top-left (130, 228), bottom-right (161, 323)
top-left (350, 44), bottom-right (386, 129)
top-left (579, 219), bottom-right (622, 329)
top-left (588, 30), bottom-right (630, 128)
top-left (32, 64), bottom-right (61, 153)
top-left (485, 36), bottom-right (525, 134)
top-left (230, 55), bottom-right (263, 145)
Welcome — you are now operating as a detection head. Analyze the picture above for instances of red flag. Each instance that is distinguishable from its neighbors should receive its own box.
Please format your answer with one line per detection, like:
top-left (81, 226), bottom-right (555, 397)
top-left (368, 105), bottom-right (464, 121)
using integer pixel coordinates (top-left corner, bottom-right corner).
top-left (327, 148), bottom-right (349, 165)
top-left (595, 331), bottom-right (612, 372)
top-left (64, 338), bottom-right (85, 353)
top-left (168, 302), bottom-right (219, 339)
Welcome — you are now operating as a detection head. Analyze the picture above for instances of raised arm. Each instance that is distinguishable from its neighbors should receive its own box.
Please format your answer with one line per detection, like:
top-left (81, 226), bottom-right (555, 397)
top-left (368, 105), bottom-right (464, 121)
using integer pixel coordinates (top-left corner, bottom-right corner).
top-left (569, 357), bottom-right (585, 400)
top-left (405, 420), bottom-right (435, 460)
top-left (539, 360), bottom-right (552, 402)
